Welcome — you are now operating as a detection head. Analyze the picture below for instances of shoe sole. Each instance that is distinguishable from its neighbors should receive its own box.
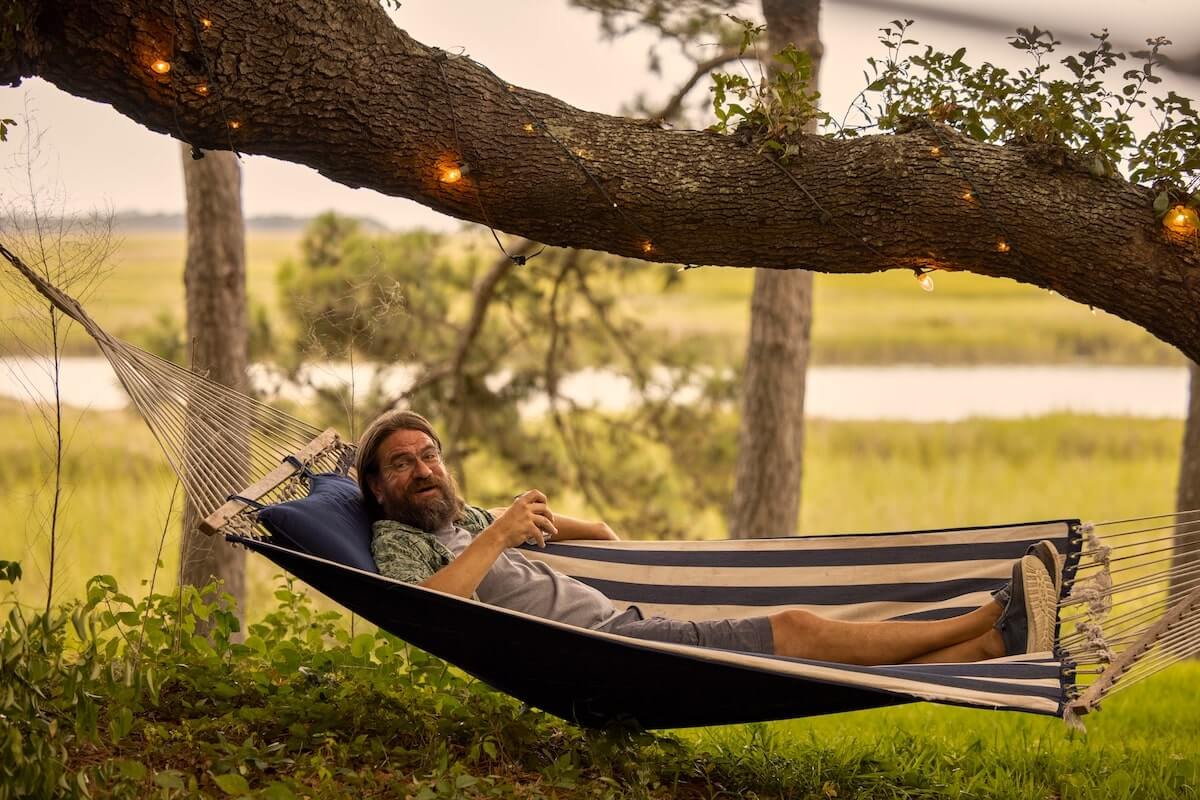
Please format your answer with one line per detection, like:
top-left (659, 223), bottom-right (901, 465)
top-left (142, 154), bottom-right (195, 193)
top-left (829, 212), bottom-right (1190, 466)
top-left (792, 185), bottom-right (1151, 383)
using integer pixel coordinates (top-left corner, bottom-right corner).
top-left (1029, 540), bottom-right (1063, 598)
top-left (1021, 554), bottom-right (1058, 653)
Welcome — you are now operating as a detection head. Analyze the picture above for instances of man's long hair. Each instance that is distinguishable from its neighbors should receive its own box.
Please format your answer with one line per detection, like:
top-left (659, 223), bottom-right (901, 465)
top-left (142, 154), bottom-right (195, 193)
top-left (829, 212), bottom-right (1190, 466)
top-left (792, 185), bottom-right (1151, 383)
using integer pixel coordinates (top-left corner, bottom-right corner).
top-left (355, 410), bottom-right (465, 522)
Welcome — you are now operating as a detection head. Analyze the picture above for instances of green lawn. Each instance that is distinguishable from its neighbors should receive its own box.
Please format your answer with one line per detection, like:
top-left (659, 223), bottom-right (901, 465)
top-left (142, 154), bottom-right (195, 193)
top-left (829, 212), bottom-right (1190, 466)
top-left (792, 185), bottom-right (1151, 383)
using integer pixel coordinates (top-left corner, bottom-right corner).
top-left (681, 662), bottom-right (1200, 799)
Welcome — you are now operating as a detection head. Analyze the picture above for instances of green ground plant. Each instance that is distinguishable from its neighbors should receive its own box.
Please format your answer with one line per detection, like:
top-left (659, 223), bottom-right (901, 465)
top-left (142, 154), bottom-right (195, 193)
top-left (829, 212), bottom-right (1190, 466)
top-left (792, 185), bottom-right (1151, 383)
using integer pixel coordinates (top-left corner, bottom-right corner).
top-left (1, 561), bottom-right (1195, 800)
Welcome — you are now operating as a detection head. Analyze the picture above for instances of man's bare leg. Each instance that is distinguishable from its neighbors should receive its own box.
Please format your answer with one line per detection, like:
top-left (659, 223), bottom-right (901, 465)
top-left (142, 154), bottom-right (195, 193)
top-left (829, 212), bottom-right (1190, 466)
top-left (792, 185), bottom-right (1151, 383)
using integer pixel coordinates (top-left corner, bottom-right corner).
top-left (767, 600), bottom-right (1004, 665)
top-left (907, 628), bottom-right (1006, 663)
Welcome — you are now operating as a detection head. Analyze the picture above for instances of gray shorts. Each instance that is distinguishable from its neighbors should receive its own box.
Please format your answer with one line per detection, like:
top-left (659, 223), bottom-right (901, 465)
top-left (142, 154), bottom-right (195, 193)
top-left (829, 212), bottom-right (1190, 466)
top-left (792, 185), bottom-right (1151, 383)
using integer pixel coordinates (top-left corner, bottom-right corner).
top-left (596, 606), bottom-right (775, 655)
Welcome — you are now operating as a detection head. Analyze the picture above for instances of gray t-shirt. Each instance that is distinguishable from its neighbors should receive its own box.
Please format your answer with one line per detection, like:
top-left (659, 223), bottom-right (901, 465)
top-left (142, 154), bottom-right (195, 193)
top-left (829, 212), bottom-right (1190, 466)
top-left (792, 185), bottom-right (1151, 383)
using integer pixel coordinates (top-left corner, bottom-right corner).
top-left (433, 523), bottom-right (619, 630)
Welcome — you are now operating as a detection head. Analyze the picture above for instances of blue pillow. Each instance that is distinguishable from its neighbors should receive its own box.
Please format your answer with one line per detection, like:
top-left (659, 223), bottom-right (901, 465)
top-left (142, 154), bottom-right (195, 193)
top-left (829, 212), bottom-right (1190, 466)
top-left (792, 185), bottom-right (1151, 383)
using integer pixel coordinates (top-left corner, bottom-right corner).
top-left (257, 472), bottom-right (378, 573)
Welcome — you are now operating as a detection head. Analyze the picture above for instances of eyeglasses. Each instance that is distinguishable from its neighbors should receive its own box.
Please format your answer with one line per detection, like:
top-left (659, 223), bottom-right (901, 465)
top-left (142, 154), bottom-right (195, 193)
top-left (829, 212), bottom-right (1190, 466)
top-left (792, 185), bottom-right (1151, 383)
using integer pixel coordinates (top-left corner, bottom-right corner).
top-left (380, 447), bottom-right (443, 477)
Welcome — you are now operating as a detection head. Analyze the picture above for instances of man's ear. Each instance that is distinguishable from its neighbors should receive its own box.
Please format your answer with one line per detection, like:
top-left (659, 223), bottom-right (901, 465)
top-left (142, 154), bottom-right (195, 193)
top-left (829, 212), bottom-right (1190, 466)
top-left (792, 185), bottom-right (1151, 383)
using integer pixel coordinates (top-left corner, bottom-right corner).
top-left (367, 474), bottom-right (384, 504)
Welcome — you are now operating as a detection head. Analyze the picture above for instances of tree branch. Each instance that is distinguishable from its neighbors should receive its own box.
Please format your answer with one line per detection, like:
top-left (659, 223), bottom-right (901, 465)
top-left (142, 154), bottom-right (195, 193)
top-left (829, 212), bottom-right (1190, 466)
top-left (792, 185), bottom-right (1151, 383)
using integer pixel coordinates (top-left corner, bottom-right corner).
top-left (5, 0), bottom-right (1199, 357)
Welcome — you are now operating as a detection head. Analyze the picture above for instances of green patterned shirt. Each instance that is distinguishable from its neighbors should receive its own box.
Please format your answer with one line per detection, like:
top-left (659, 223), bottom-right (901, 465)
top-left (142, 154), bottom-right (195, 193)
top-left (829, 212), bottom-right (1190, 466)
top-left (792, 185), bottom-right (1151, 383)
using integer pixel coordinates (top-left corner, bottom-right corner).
top-left (371, 505), bottom-right (495, 584)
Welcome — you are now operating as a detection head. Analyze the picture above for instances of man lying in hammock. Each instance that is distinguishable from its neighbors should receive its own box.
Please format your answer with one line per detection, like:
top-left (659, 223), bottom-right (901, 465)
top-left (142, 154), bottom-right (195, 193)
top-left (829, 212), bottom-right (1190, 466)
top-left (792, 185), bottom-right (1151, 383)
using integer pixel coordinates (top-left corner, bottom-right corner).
top-left (359, 410), bottom-right (1061, 666)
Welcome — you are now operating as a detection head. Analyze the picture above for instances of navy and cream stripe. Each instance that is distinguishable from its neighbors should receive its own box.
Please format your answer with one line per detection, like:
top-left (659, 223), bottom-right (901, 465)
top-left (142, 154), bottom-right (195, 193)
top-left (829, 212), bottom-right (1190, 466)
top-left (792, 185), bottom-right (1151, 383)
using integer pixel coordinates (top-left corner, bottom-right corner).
top-left (232, 518), bottom-right (1079, 726)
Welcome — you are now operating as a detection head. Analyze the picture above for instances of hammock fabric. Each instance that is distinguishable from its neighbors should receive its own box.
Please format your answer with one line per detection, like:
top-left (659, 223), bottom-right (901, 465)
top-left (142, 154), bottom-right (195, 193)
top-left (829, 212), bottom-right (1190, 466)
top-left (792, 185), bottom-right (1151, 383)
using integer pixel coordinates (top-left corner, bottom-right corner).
top-left (4, 241), bottom-right (1200, 730)
top-left (228, 520), bottom-right (1077, 729)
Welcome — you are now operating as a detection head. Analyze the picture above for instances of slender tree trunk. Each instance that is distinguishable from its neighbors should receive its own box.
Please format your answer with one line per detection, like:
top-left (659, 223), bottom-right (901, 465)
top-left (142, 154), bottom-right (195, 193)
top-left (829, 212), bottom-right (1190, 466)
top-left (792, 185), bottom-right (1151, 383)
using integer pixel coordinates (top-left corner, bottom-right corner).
top-left (177, 144), bottom-right (248, 620)
top-left (1172, 360), bottom-right (1200, 622)
top-left (729, 0), bottom-right (822, 539)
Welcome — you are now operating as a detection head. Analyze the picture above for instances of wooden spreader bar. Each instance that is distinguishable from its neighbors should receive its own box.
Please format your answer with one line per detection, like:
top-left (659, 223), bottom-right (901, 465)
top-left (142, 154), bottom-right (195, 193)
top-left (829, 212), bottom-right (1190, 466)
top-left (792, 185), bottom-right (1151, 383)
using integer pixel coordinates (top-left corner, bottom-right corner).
top-left (199, 428), bottom-right (343, 536)
top-left (1067, 583), bottom-right (1200, 716)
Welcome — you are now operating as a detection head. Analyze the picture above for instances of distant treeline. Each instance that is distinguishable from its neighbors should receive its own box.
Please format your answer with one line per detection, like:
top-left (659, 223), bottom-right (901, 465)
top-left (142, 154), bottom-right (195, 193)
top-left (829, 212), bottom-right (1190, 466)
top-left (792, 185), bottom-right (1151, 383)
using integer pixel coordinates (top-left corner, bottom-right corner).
top-left (6, 210), bottom-right (390, 233)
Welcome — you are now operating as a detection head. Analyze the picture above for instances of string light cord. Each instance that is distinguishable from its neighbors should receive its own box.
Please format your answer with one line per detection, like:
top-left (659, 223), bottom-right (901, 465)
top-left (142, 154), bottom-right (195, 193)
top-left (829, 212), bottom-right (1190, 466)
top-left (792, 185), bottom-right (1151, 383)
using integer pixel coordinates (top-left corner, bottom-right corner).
top-left (921, 117), bottom-right (1023, 267)
top-left (445, 50), bottom-right (696, 270)
top-left (757, 150), bottom-right (893, 267)
top-left (432, 49), bottom-right (544, 267)
top-left (178, 0), bottom-right (240, 156)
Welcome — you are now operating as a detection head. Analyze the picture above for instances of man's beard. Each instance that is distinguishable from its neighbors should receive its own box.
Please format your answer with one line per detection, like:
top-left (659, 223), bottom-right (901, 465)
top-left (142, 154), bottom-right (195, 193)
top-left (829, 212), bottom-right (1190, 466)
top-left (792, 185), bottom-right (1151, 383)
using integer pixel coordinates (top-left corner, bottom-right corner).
top-left (379, 472), bottom-right (461, 531)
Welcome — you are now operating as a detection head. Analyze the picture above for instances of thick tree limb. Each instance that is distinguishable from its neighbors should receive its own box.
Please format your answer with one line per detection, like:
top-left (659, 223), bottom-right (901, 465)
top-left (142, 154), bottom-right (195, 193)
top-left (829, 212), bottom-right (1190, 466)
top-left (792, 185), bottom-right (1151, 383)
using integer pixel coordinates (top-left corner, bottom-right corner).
top-left (4, 0), bottom-right (1199, 357)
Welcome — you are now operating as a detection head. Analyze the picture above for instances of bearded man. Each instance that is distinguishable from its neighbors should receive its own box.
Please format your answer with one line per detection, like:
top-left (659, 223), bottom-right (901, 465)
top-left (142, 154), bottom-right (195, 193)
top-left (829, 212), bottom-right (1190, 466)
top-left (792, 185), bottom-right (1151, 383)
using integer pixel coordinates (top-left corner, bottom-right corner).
top-left (360, 410), bottom-right (1060, 665)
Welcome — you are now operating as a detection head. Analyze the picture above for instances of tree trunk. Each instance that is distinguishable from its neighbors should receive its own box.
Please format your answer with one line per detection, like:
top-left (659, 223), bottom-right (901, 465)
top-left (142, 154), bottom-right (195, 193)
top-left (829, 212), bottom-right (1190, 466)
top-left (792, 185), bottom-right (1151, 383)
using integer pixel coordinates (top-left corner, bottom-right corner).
top-left (3, 0), bottom-right (1199, 357)
top-left (1172, 360), bottom-right (1200, 619)
top-left (177, 144), bottom-right (248, 620)
top-left (729, 0), bottom-right (821, 539)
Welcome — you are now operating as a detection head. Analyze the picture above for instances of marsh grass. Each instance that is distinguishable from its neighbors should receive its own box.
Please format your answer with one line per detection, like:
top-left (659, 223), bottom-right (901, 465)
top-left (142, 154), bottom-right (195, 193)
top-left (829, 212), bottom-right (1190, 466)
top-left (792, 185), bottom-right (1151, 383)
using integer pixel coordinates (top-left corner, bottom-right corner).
top-left (0, 397), bottom-right (1182, 619)
top-left (0, 230), bottom-right (1180, 364)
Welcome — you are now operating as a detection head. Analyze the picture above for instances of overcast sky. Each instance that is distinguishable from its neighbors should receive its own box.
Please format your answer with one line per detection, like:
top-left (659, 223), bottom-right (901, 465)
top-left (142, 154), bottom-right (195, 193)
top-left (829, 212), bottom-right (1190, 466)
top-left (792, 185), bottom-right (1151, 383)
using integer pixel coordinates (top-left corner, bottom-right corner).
top-left (2, 0), bottom-right (1196, 230)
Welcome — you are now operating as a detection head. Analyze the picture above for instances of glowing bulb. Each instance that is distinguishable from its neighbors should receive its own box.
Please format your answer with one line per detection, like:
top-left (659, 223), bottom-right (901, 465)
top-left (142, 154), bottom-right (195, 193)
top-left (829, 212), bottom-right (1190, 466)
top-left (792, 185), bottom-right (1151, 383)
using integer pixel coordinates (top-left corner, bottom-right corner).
top-left (916, 271), bottom-right (935, 292)
top-left (440, 164), bottom-right (463, 183)
top-left (195, 84), bottom-right (209, 96)
top-left (996, 239), bottom-right (1010, 253)
top-left (1090, 306), bottom-right (1097, 315)
top-left (522, 122), bottom-right (535, 133)
top-left (641, 241), bottom-right (653, 254)
top-left (228, 120), bottom-right (241, 130)
top-left (201, 17), bottom-right (213, 28)
top-left (1164, 205), bottom-right (1199, 236)
top-left (962, 191), bottom-right (974, 202)
top-left (930, 146), bottom-right (941, 156)
top-left (150, 59), bottom-right (171, 75)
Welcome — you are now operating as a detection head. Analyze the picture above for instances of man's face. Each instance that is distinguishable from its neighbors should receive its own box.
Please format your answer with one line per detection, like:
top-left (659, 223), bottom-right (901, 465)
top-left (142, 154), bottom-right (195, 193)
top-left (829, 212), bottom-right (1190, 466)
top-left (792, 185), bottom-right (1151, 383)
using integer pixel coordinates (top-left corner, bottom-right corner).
top-left (369, 428), bottom-right (457, 531)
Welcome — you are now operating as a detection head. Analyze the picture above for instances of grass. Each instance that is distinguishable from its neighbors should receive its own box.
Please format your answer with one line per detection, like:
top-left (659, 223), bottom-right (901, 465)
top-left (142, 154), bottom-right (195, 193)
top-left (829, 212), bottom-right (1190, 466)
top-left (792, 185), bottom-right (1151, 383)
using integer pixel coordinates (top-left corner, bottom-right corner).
top-left (0, 230), bottom-right (295, 356)
top-left (0, 398), bottom-right (1183, 621)
top-left (632, 262), bottom-right (1181, 366)
top-left (0, 227), bottom-right (1193, 797)
top-left (681, 663), bottom-right (1200, 799)
top-left (0, 229), bottom-right (1181, 364)
top-left (2, 399), bottom-right (1195, 797)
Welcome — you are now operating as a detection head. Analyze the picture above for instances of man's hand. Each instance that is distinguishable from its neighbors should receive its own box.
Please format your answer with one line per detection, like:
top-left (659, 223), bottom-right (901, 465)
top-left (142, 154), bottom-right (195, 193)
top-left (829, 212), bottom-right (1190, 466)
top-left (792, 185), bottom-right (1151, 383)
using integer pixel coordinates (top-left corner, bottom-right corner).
top-left (486, 490), bottom-right (557, 549)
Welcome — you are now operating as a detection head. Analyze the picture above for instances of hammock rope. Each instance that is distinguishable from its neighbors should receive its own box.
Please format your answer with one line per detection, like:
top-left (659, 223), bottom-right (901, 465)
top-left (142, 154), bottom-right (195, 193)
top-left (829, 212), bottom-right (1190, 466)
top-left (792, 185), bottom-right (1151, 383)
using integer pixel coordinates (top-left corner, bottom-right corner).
top-left (4, 239), bottom-right (1200, 728)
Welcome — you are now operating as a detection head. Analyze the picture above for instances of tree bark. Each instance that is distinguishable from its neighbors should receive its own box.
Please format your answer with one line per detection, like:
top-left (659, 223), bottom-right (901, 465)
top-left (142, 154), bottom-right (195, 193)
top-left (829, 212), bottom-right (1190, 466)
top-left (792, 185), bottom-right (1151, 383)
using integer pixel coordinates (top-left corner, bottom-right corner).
top-left (729, 0), bottom-right (821, 539)
top-left (3, 0), bottom-right (1199, 360)
top-left (178, 144), bottom-right (247, 619)
top-left (1172, 360), bottom-right (1200, 616)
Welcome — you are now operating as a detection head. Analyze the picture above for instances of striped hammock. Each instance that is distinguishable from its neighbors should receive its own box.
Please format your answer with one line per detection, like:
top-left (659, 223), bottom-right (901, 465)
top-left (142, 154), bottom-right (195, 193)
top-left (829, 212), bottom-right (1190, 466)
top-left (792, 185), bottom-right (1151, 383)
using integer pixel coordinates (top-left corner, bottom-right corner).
top-left (4, 241), bottom-right (1199, 730)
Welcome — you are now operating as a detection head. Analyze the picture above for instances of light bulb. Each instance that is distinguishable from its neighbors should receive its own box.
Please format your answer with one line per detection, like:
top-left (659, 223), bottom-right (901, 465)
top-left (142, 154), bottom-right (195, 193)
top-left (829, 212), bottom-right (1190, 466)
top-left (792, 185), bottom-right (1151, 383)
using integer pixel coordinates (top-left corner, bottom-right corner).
top-left (962, 191), bottom-right (974, 202)
top-left (1163, 205), bottom-right (1199, 236)
top-left (201, 17), bottom-right (213, 29)
top-left (916, 271), bottom-right (935, 292)
top-left (930, 146), bottom-right (941, 156)
top-left (996, 239), bottom-right (1010, 253)
top-left (195, 84), bottom-right (209, 96)
top-left (228, 120), bottom-right (241, 130)
top-left (641, 241), bottom-right (653, 254)
top-left (440, 165), bottom-right (463, 183)
top-left (522, 122), bottom-right (535, 133)
top-left (150, 60), bottom-right (171, 75)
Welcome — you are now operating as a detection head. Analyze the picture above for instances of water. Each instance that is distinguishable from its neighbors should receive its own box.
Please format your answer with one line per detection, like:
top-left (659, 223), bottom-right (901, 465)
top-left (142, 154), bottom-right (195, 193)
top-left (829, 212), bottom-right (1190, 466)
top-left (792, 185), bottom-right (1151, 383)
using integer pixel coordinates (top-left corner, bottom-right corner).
top-left (0, 356), bottom-right (1189, 421)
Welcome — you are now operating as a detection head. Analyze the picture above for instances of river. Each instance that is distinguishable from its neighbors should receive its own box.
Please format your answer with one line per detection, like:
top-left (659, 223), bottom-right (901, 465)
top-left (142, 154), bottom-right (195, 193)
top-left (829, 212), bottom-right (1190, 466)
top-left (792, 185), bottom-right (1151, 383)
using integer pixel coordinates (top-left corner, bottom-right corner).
top-left (0, 357), bottom-right (1188, 421)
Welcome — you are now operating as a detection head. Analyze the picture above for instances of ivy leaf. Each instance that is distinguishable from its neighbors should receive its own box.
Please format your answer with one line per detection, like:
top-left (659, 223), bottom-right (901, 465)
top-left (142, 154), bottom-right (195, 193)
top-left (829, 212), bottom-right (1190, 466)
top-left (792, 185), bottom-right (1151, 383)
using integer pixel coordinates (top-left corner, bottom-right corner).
top-left (212, 772), bottom-right (251, 796)
top-left (1153, 191), bottom-right (1170, 214)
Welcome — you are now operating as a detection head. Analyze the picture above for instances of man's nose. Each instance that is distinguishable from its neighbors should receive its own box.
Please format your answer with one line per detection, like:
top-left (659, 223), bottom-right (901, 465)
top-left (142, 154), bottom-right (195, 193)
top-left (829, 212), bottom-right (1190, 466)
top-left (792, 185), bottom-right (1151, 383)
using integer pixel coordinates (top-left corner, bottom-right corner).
top-left (413, 459), bottom-right (434, 478)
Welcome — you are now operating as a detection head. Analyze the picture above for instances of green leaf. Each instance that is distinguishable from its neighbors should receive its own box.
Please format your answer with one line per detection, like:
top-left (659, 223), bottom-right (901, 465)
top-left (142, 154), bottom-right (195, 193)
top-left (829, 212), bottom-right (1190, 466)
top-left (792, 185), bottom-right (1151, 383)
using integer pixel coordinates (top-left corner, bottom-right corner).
top-left (350, 633), bottom-right (375, 659)
top-left (212, 772), bottom-right (250, 796)
top-left (109, 706), bottom-right (134, 743)
top-left (154, 770), bottom-right (185, 789)
top-left (260, 782), bottom-right (299, 800)
top-left (1154, 191), bottom-right (1170, 214)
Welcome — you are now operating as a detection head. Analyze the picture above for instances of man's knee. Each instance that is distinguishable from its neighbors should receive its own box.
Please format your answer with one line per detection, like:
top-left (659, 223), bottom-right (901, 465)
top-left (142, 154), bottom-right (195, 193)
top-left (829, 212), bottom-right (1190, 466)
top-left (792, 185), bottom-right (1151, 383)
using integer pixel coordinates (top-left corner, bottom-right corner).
top-left (769, 609), bottom-right (821, 646)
